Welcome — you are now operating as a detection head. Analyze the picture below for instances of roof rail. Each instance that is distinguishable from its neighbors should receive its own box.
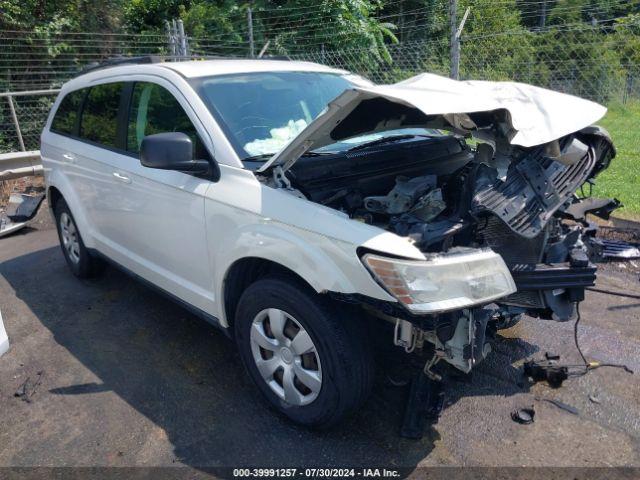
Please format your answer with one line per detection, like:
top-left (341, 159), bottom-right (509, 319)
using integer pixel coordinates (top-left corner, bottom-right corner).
top-left (77, 54), bottom-right (293, 76)
top-left (79, 55), bottom-right (165, 75)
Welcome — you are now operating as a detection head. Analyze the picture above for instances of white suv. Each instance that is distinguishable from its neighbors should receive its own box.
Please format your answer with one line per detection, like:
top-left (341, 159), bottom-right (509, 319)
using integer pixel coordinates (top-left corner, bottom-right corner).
top-left (41, 57), bottom-right (615, 427)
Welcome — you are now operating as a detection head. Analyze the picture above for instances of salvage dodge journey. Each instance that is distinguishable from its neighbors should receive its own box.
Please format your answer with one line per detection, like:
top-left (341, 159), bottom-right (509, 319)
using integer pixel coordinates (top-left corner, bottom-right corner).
top-left (41, 57), bottom-right (617, 428)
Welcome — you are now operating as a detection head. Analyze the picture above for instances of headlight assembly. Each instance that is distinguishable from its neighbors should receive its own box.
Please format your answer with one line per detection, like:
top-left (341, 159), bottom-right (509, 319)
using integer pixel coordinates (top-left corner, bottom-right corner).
top-left (362, 249), bottom-right (516, 313)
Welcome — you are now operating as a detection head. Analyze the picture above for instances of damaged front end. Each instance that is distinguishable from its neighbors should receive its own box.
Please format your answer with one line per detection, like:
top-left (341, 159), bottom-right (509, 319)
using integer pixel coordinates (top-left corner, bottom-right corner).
top-left (361, 126), bottom-right (616, 376)
top-left (255, 74), bottom-right (617, 375)
top-left (392, 125), bottom-right (616, 323)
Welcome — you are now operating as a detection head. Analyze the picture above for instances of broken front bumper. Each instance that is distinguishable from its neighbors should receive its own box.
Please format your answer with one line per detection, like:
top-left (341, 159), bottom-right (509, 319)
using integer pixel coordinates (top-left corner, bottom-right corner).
top-left (500, 257), bottom-right (596, 321)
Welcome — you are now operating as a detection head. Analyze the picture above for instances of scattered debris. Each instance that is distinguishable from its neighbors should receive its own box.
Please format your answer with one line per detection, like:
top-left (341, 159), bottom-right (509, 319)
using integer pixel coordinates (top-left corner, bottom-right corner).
top-left (14, 370), bottom-right (45, 403)
top-left (524, 359), bottom-right (569, 388)
top-left (537, 397), bottom-right (580, 416)
top-left (0, 192), bottom-right (45, 238)
top-left (511, 406), bottom-right (535, 424)
top-left (525, 352), bottom-right (633, 389)
top-left (589, 394), bottom-right (601, 404)
top-left (565, 197), bottom-right (621, 222)
top-left (591, 238), bottom-right (640, 260)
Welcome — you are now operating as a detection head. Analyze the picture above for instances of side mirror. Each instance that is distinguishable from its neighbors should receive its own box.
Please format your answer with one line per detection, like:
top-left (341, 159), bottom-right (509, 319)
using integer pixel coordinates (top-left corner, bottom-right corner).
top-left (140, 132), bottom-right (210, 174)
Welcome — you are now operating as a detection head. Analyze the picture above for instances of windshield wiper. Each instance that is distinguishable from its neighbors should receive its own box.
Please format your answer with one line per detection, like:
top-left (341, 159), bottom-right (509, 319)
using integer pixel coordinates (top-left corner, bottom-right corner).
top-left (242, 153), bottom-right (273, 162)
top-left (347, 134), bottom-right (427, 152)
top-left (301, 151), bottom-right (332, 157)
top-left (243, 151), bottom-right (330, 162)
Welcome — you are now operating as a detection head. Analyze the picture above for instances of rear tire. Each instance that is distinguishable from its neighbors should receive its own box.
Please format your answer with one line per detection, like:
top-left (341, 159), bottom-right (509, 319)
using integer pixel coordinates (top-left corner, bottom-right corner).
top-left (54, 198), bottom-right (104, 278)
top-left (234, 276), bottom-right (374, 428)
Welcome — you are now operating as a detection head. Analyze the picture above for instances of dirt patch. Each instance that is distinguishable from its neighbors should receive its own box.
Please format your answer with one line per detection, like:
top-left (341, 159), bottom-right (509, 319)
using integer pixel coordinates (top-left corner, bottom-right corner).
top-left (597, 225), bottom-right (640, 243)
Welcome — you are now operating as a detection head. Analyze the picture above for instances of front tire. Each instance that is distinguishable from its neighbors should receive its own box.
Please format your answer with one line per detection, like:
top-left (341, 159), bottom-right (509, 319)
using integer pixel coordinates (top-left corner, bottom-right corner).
top-left (54, 198), bottom-right (104, 278)
top-left (234, 276), bottom-right (374, 428)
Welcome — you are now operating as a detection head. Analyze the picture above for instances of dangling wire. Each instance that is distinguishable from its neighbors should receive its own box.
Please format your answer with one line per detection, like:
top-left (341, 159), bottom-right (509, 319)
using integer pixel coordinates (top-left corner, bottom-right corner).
top-left (574, 302), bottom-right (588, 365)
top-left (571, 302), bottom-right (633, 376)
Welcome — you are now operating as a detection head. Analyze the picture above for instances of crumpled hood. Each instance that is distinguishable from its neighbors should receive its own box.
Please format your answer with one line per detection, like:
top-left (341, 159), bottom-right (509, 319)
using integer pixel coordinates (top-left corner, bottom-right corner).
top-left (257, 73), bottom-right (607, 173)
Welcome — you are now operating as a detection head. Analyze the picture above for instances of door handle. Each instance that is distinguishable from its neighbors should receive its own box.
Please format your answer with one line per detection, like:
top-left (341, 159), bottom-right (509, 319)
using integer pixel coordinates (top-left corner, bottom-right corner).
top-left (112, 172), bottom-right (132, 184)
top-left (62, 153), bottom-right (75, 163)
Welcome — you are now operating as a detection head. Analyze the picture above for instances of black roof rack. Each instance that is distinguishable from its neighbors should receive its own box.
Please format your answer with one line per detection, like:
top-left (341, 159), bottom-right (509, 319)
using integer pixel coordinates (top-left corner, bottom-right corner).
top-left (79, 55), bottom-right (165, 75)
top-left (77, 54), bottom-right (293, 76)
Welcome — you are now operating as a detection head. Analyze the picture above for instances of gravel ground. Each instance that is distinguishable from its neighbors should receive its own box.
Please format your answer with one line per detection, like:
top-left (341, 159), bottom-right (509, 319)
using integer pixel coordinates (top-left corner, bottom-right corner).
top-left (0, 203), bottom-right (638, 475)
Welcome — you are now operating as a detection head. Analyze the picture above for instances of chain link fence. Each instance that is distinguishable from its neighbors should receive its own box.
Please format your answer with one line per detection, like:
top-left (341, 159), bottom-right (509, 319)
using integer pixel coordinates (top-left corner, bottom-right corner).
top-left (294, 23), bottom-right (639, 104)
top-left (1, 21), bottom-right (639, 154)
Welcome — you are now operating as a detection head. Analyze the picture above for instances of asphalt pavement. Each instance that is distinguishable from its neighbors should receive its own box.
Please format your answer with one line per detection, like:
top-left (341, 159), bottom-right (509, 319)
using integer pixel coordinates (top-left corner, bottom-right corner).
top-left (0, 204), bottom-right (638, 473)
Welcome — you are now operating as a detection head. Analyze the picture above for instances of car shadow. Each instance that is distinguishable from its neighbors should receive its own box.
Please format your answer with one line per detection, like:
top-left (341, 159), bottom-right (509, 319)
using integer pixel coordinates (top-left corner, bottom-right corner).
top-left (1, 245), bottom-right (538, 471)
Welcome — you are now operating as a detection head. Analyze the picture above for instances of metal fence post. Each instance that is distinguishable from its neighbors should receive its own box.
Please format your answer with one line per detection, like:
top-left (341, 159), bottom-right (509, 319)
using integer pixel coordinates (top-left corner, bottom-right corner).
top-left (248, 7), bottom-right (255, 58)
top-left (450, 4), bottom-right (470, 80)
top-left (165, 20), bottom-right (175, 57)
top-left (449, 0), bottom-right (458, 79)
top-left (172, 19), bottom-right (178, 57)
top-left (6, 95), bottom-right (26, 152)
top-left (177, 19), bottom-right (188, 57)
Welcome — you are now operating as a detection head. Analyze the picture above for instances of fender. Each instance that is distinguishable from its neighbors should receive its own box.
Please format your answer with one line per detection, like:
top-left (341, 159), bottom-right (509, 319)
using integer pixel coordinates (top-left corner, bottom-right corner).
top-left (214, 221), bottom-right (396, 326)
top-left (204, 166), bottom-right (421, 326)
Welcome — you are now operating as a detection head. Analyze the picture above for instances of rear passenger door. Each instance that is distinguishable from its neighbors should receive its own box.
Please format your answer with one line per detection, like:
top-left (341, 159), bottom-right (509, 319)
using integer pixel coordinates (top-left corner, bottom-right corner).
top-left (103, 80), bottom-right (215, 315)
top-left (67, 82), bottom-right (129, 246)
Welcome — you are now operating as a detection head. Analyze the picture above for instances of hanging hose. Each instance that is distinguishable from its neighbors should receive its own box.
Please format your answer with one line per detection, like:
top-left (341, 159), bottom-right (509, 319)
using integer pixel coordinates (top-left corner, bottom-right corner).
top-left (586, 287), bottom-right (640, 301)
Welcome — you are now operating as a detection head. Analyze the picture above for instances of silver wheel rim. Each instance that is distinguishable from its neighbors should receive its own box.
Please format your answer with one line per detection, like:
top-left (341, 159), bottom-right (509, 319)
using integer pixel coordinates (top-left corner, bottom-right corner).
top-left (59, 212), bottom-right (81, 264)
top-left (250, 308), bottom-right (322, 406)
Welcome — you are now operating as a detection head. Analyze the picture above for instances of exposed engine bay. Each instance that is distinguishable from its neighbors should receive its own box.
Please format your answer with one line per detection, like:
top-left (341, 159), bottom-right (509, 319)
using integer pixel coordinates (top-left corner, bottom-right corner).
top-left (254, 98), bottom-right (617, 374)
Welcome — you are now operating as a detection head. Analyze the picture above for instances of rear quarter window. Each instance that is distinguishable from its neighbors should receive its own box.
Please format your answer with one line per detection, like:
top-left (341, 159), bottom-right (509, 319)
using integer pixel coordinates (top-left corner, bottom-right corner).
top-left (51, 89), bottom-right (85, 135)
top-left (79, 82), bottom-right (124, 148)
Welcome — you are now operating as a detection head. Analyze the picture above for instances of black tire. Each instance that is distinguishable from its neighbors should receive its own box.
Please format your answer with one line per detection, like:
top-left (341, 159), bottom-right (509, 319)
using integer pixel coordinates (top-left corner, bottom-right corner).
top-left (234, 276), bottom-right (374, 428)
top-left (54, 198), bottom-right (105, 278)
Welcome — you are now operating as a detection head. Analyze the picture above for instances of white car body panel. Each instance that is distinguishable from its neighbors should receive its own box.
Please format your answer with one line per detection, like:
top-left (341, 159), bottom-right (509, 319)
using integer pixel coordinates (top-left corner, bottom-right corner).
top-left (203, 165), bottom-right (423, 326)
top-left (260, 72), bottom-right (608, 172)
top-left (41, 60), bottom-right (416, 327)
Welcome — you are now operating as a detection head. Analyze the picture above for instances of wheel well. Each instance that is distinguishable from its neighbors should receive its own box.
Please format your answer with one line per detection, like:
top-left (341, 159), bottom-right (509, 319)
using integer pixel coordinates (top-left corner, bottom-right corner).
top-left (48, 186), bottom-right (63, 211)
top-left (223, 257), bottom-right (316, 327)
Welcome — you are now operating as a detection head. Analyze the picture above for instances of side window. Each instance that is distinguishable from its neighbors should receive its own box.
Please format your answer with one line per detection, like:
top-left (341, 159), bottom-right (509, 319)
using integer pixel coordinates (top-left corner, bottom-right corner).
top-left (79, 82), bottom-right (124, 148)
top-left (127, 82), bottom-right (209, 159)
top-left (51, 89), bottom-right (85, 135)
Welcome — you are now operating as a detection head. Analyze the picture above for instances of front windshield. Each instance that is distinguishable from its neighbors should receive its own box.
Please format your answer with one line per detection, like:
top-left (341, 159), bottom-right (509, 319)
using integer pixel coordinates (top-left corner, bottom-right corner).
top-left (192, 71), bottom-right (353, 159)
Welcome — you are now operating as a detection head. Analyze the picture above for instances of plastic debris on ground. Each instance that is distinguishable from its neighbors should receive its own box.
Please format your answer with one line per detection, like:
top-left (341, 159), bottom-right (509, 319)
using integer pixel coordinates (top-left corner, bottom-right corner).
top-left (14, 370), bottom-right (45, 403)
top-left (0, 192), bottom-right (45, 238)
top-left (536, 397), bottom-right (580, 415)
top-left (591, 238), bottom-right (640, 259)
top-left (0, 309), bottom-right (9, 357)
top-left (511, 407), bottom-right (535, 424)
